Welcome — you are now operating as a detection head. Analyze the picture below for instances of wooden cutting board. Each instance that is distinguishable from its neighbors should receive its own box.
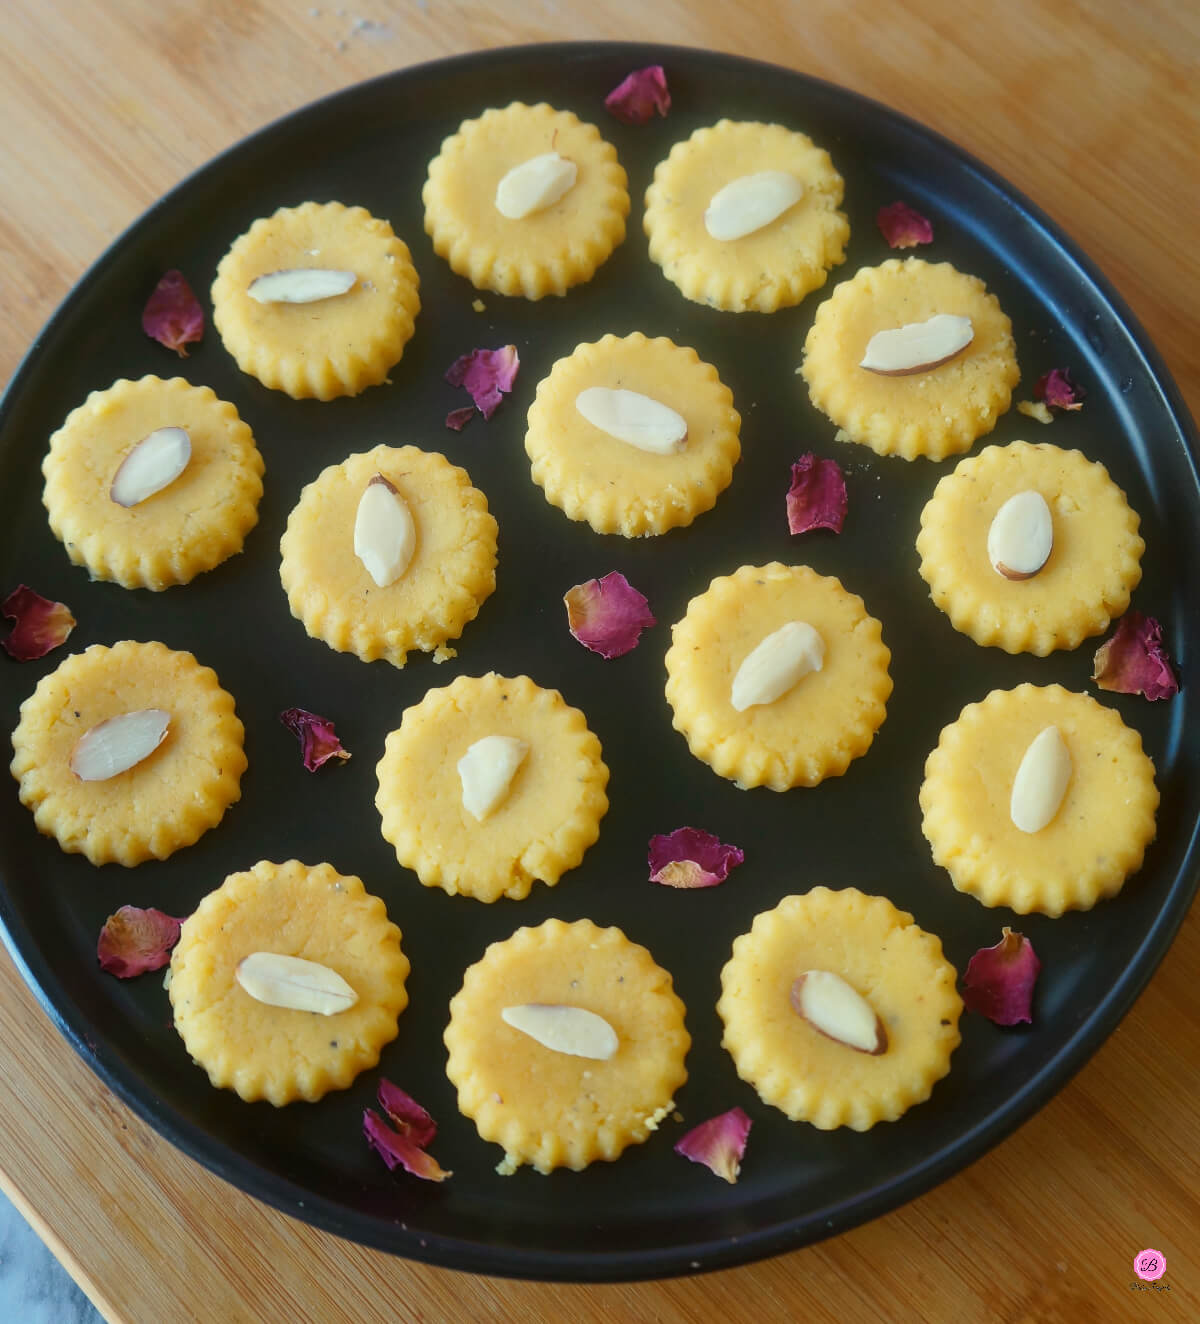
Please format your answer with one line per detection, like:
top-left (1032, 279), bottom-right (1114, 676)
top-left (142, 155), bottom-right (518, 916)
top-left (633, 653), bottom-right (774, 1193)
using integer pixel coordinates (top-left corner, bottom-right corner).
top-left (1, 2), bottom-right (1197, 1319)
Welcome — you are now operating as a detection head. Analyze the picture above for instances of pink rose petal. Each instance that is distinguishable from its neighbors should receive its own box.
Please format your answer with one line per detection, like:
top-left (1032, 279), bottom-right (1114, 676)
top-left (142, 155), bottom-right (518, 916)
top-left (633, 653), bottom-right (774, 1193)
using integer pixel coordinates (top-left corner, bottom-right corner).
top-left (363, 1110), bottom-right (452, 1183)
top-left (2, 585), bottom-right (75, 660)
top-left (97, 905), bottom-right (185, 978)
top-left (279, 708), bottom-right (351, 771)
top-left (378, 1079), bottom-right (438, 1150)
top-left (142, 269), bottom-right (204, 358)
top-left (1092, 611), bottom-right (1179, 701)
top-left (1034, 367), bottom-right (1085, 411)
top-left (445, 405), bottom-right (476, 432)
top-left (962, 928), bottom-right (1041, 1026)
top-left (604, 65), bottom-right (670, 125)
top-left (876, 201), bottom-right (934, 249)
top-left (648, 827), bottom-right (744, 889)
top-left (564, 571), bottom-right (655, 658)
top-left (445, 345), bottom-right (519, 419)
top-left (674, 1107), bottom-right (752, 1183)
top-left (786, 454), bottom-right (848, 535)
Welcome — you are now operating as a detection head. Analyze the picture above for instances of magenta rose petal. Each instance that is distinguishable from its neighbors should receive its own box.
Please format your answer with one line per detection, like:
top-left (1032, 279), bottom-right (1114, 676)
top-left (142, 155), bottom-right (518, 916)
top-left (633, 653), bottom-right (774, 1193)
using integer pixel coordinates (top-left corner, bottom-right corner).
top-left (876, 201), bottom-right (934, 249)
top-left (363, 1109), bottom-right (451, 1183)
top-left (1092, 611), bottom-right (1179, 701)
top-left (445, 405), bottom-right (476, 432)
top-left (142, 269), bottom-right (204, 358)
top-left (378, 1079), bottom-right (438, 1150)
top-left (674, 1107), bottom-right (752, 1183)
top-left (604, 65), bottom-right (670, 125)
top-left (1034, 367), bottom-right (1085, 411)
top-left (564, 571), bottom-right (655, 658)
top-left (97, 905), bottom-right (185, 978)
top-left (961, 928), bottom-right (1041, 1026)
top-left (786, 453), bottom-right (848, 535)
top-left (1, 585), bottom-right (75, 660)
top-left (648, 827), bottom-right (744, 889)
top-left (445, 345), bottom-right (520, 419)
top-left (279, 707), bottom-right (352, 771)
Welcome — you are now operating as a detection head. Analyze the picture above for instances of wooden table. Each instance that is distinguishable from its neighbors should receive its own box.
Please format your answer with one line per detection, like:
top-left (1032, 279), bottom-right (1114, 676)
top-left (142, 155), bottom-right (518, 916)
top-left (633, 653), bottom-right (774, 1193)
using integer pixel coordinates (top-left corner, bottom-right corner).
top-left (2, 2), bottom-right (1197, 1319)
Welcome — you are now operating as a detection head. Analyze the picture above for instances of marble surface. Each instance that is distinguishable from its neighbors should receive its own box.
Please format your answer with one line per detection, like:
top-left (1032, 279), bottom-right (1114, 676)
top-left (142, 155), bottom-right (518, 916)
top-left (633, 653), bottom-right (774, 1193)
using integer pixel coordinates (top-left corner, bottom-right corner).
top-left (0, 1189), bottom-right (100, 1323)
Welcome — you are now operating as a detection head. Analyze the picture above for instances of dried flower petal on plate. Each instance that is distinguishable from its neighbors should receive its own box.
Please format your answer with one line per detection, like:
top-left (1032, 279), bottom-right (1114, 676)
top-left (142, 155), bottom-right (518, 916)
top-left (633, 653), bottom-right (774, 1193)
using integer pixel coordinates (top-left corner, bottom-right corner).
top-left (364, 1079), bottom-right (451, 1182)
top-left (445, 405), bottom-right (476, 432)
top-left (1, 585), bottom-right (75, 660)
top-left (279, 707), bottom-right (352, 771)
top-left (962, 927), bottom-right (1041, 1026)
top-left (445, 345), bottom-right (520, 419)
top-left (1092, 610), bottom-right (1179, 701)
top-left (604, 65), bottom-right (671, 125)
top-left (564, 571), bottom-right (655, 658)
top-left (1034, 367), bottom-right (1085, 411)
top-left (674, 1107), bottom-right (752, 1183)
top-left (142, 269), bottom-right (204, 358)
top-left (378, 1078), bottom-right (438, 1149)
top-left (876, 201), bottom-right (933, 249)
top-left (786, 453), bottom-right (847, 535)
top-left (97, 905), bottom-right (185, 978)
top-left (648, 827), bottom-right (744, 889)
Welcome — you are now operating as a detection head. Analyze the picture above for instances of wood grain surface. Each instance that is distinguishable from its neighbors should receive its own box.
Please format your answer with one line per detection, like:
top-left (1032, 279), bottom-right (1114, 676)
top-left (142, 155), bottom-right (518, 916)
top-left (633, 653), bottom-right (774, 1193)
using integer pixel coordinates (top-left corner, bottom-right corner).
top-left (1, 2), bottom-right (1197, 1321)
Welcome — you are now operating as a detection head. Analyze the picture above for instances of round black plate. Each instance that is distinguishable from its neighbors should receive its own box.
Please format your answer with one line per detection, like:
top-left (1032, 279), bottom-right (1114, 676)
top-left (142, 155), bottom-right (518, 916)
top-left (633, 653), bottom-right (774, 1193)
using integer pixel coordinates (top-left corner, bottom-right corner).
top-left (0, 43), bottom-right (1196, 1282)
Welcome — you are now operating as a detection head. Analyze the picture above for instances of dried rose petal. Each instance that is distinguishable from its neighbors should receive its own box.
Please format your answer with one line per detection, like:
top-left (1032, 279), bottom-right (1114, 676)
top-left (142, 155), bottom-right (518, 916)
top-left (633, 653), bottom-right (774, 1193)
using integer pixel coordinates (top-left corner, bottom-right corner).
top-left (445, 405), bottom-right (476, 432)
top-left (604, 65), bottom-right (670, 125)
top-left (2, 585), bottom-right (75, 660)
top-left (279, 708), bottom-right (351, 771)
top-left (1034, 367), bottom-right (1085, 411)
top-left (445, 345), bottom-right (519, 419)
top-left (564, 571), bottom-right (655, 659)
top-left (378, 1078), bottom-right (437, 1149)
top-left (97, 905), bottom-right (185, 978)
top-left (786, 453), bottom-right (848, 535)
top-left (962, 927), bottom-right (1041, 1026)
top-left (1092, 611), bottom-right (1179, 701)
top-left (876, 201), bottom-right (934, 249)
top-left (363, 1109), bottom-right (451, 1182)
top-left (142, 269), bottom-right (204, 358)
top-left (674, 1107), bottom-right (752, 1183)
top-left (648, 827), bottom-right (744, 889)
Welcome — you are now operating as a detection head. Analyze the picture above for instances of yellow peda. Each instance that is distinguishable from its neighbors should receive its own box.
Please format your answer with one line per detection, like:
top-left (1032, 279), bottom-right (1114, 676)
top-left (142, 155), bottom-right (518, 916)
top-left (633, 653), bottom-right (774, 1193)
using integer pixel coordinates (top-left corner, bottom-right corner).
top-left (375, 672), bottom-right (609, 902)
top-left (168, 860), bottom-right (409, 1106)
top-left (717, 888), bottom-right (962, 1130)
top-left (523, 332), bottom-right (742, 536)
top-left (43, 376), bottom-right (264, 591)
top-left (444, 918), bottom-right (689, 1173)
top-left (423, 102), bottom-right (629, 300)
top-left (800, 257), bottom-right (1020, 461)
top-left (916, 440), bottom-right (1144, 654)
top-left (10, 640), bottom-right (245, 866)
top-left (920, 684), bottom-right (1159, 916)
top-left (643, 119), bottom-right (849, 313)
top-left (279, 444), bottom-right (497, 668)
top-left (211, 201), bottom-right (420, 400)
top-left (664, 563), bottom-right (892, 790)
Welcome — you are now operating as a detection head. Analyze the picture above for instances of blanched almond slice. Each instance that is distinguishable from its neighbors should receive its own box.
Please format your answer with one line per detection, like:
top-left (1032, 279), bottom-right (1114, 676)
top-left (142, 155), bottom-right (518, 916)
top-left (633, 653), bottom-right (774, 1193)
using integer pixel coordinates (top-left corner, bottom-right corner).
top-left (574, 387), bottom-right (688, 454)
top-left (860, 314), bottom-right (974, 375)
top-left (500, 1004), bottom-right (619, 1060)
top-left (69, 709), bottom-right (170, 781)
top-left (987, 490), bottom-right (1054, 580)
top-left (730, 621), bottom-right (824, 712)
top-left (110, 427), bottom-right (191, 507)
top-left (353, 474), bottom-right (416, 588)
top-left (704, 171), bottom-right (805, 240)
top-left (458, 734), bottom-right (529, 821)
top-left (791, 971), bottom-right (888, 1055)
top-left (1010, 725), bottom-right (1072, 833)
top-left (246, 268), bottom-right (357, 303)
top-left (235, 952), bottom-right (358, 1015)
top-left (494, 152), bottom-right (578, 220)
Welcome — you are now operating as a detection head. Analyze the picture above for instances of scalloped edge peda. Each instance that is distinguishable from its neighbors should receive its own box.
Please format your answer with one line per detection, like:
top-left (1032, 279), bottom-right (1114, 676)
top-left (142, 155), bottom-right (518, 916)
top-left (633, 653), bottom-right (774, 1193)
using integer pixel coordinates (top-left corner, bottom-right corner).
top-left (43, 376), bottom-right (264, 590)
top-left (717, 887), bottom-right (962, 1130)
top-left (916, 440), bottom-right (1144, 654)
top-left (444, 918), bottom-right (689, 1172)
top-left (10, 640), bottom-right (245, 866)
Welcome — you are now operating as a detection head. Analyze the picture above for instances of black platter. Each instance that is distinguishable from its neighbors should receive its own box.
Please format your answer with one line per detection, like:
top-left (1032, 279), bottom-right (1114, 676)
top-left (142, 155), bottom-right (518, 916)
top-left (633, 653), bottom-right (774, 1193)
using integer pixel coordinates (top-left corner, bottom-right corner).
top-left (0, 43), bottom-right (1196, 1281)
